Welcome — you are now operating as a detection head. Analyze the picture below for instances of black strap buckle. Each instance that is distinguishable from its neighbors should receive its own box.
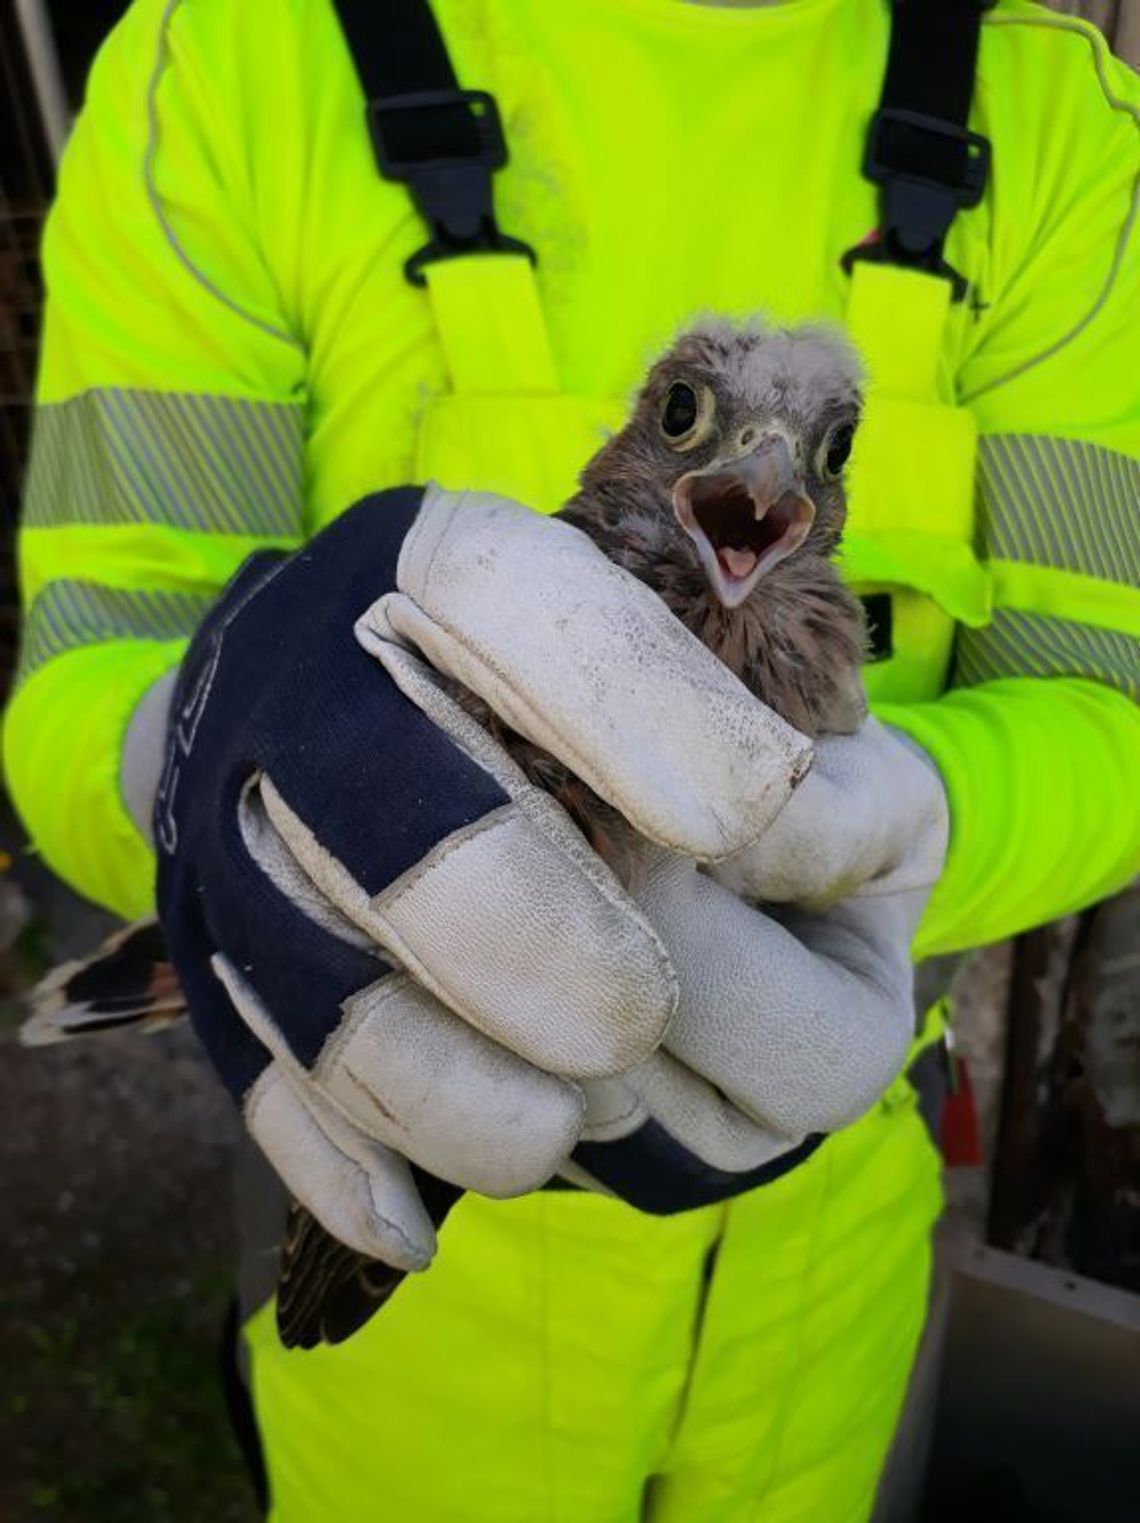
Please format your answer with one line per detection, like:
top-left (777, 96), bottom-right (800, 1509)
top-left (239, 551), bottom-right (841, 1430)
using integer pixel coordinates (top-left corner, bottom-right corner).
top-left (334, 1), bottom-right (537, 288)
top-left (369, 89), bottom-right (536, 286)
top-left (843, 108), bottom-right (990, 302)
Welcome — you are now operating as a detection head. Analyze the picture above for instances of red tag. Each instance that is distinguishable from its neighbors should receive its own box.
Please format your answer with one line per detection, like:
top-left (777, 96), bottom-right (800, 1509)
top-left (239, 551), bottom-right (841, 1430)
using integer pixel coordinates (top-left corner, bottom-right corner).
top-left (940, 1054), bottom-right (984, 1168)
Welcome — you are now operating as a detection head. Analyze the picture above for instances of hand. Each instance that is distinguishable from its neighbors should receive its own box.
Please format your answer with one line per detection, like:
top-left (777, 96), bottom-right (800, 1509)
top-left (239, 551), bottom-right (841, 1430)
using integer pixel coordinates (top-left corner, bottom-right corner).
top-left (155, 485), bottom-right (809, 1268)
top-left (562, 722), bottom-right (948, 1212)
top-left (568, 847), bottom-right (930, 1210)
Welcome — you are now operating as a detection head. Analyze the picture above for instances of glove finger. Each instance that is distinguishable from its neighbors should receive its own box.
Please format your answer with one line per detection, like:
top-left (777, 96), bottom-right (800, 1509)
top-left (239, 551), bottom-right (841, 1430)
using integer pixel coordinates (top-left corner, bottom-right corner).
top-left (711, 720), bottom-right (947, 906)
top-left (639, 856), bottom-right (915, 1136)
top-left (156, 912), bottom-right (434, 1269)
top-left (218, 954), bottom-right (585, 1198)
top-left (244, 1059), bottom-right (435, 1271)
top-left (626, 1052), bottom-right (805, 1171)
top-left (357, 483), bottom-right (812, 861)
top-left (259, 764), bottom-right (677, 1078)
top-left (209, 776), bottom-right (658, 1201)
top-left (576, 1077), bottom-right (648, 1145)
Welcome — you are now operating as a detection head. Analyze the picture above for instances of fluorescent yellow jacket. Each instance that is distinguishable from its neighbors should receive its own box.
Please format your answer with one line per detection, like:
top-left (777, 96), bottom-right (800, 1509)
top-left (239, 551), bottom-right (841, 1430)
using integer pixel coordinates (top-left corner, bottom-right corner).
top-left (6, 0), bottom-right (1140, 958)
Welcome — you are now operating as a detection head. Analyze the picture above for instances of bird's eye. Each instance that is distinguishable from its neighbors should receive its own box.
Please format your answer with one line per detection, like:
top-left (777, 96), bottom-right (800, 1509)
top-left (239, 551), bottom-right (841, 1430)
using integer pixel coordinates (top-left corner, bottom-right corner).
top-left (819, 422), bottom-right (855, 479)
top-left (662, 382), bottom-right (698, 437)
top-left (659, 381), bottom-right (713, 449)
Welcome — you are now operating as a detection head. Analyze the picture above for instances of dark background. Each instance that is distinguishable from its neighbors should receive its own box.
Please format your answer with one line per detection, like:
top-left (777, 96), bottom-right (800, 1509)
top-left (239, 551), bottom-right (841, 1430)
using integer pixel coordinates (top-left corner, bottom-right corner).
top-left (1, 5), bottom-right (254, 1517)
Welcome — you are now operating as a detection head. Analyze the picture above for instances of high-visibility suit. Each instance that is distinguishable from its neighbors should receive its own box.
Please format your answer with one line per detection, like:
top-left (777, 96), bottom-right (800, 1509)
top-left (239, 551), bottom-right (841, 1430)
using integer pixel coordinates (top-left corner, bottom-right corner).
top-left (6, 1), bottom-right (1139, 1518)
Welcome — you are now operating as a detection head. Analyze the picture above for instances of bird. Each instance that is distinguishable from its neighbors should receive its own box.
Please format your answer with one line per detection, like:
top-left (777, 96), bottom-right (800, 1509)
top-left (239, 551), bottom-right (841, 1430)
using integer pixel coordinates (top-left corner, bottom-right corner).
top-left (463, 318), bottom-right (867, 876)
top-left (22, 317), bottom-right (867, 1347)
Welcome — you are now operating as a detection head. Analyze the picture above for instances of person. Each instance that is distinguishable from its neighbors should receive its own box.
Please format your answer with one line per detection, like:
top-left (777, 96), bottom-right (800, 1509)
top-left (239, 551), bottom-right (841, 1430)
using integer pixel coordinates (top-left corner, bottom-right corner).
top-left (7, 0), bottom-right (1138, 1518)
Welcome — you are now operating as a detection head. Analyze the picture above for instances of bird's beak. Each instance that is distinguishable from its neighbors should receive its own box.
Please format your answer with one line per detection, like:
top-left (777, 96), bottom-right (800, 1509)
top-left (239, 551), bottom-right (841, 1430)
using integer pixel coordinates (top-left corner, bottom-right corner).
top-left (672, 436), bottom-right (815, 608)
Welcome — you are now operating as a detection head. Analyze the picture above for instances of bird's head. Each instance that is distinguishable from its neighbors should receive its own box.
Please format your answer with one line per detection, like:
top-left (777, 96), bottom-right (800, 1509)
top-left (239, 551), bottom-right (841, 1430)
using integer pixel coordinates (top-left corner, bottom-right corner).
top-left (579, 320), bottom-right (864, 610)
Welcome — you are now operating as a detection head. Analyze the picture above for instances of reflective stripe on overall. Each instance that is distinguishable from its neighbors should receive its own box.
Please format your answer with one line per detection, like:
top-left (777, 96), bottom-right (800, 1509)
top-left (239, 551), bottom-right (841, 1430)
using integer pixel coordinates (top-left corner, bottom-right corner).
top-left (243, 246), bottom-right (951, 1523)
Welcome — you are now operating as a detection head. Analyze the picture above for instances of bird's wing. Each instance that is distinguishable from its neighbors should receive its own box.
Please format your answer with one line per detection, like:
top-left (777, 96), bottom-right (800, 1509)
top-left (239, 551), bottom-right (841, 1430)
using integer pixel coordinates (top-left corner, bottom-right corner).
top-left (19, 917), bottom-right (186, 1046)
top-left (276, 1203), bottom-right (409, 1349)
top-left (278, 1168), bottom-right (464, 1348)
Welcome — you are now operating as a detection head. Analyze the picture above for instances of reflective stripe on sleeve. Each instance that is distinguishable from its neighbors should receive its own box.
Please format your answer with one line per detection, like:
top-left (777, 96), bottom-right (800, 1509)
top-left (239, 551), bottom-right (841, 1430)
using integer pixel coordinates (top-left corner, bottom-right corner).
top-left (15, 580), bottom-right (216, 687)
top-left (955, 433), bottom-right (1140, 698)
top-left (976, 433), bottom-right (1140, 586)
top-left (954, 607), bottom-right (1139, 700)
top-left (23, 390), bottom-right (305, 537)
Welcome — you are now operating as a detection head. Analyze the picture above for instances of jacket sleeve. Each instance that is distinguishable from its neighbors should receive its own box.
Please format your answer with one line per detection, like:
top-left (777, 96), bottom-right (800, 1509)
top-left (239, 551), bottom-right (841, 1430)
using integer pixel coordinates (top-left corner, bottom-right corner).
top-left (880, 19), bottom-right (1140, 959)
top-left (3, 0), bottom-right (307, 918)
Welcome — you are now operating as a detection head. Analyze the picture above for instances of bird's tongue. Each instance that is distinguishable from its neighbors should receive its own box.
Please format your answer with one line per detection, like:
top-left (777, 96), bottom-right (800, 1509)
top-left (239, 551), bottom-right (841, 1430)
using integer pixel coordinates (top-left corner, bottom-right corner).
top-left (717, 546), bottom-right (759, 580)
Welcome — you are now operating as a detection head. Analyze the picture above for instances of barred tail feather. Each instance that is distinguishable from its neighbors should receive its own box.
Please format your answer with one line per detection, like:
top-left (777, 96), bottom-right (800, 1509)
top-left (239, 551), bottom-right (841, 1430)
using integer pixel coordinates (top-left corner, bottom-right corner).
top-left (278, 1170), bottom-right (463, 1349)
top-left (20, 917), bottom-right (185, 1046)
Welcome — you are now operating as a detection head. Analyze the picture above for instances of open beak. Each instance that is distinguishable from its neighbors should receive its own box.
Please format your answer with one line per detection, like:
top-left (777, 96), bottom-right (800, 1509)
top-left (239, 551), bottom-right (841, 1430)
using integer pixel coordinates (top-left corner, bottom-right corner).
top-left (672, 436), bottom-right (815, 608)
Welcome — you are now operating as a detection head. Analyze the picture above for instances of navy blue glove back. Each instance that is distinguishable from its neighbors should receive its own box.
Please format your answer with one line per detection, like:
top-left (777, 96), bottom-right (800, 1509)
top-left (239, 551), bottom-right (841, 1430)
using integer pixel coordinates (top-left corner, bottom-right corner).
top-left (154, 488), bottom-right (508, 1101)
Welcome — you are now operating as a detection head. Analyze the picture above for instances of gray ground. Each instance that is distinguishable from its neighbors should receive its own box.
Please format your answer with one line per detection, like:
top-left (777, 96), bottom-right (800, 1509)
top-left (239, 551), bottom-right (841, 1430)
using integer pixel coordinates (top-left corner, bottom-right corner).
top-left (0, 831), bottom-right (256, 1523)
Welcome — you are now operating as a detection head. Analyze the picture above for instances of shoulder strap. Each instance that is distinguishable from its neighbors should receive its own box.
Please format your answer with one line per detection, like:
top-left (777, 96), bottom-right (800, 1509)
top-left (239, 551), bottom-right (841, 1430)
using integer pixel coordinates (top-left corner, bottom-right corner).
top-left (331, 0), bottom-right (534, 287)
top-left (845, 0), bottom-right (992, 303)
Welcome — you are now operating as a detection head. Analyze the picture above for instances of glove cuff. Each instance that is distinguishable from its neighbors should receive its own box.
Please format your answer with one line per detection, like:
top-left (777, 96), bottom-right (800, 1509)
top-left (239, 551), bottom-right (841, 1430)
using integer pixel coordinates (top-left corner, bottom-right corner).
top-left (121, 666), bottom-right (179, 843)
top-left (570, 1121), bottom-right (825, 1215)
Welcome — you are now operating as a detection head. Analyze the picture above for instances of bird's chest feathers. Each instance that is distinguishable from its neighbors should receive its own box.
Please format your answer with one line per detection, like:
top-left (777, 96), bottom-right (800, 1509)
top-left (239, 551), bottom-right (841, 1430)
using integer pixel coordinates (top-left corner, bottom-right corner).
top-left (683, 563), bottom-right (865, 738)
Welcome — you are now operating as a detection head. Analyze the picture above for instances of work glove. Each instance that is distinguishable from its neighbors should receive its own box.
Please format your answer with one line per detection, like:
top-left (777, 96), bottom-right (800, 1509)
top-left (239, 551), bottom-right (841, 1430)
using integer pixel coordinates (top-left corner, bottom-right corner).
top-left (155, 485), bottom-right (809, 1269)
top-left (357, 506), bottom-right (949, 1215)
